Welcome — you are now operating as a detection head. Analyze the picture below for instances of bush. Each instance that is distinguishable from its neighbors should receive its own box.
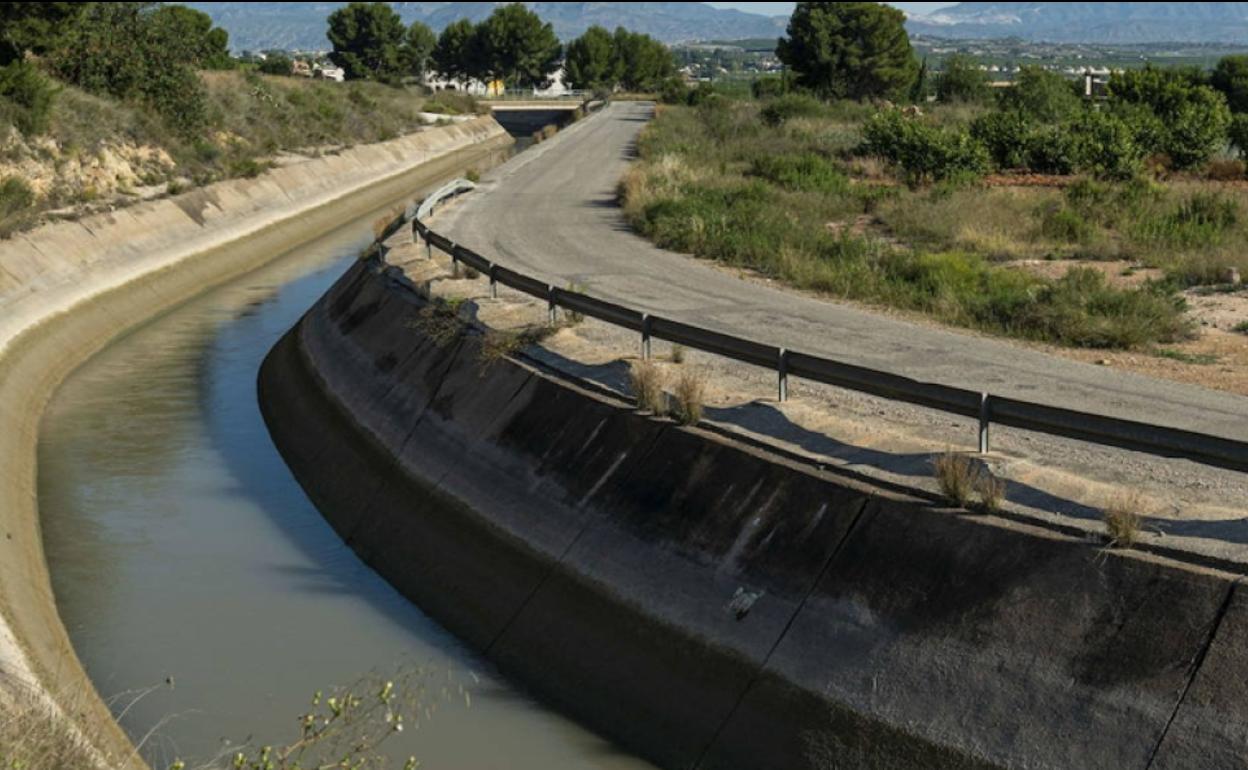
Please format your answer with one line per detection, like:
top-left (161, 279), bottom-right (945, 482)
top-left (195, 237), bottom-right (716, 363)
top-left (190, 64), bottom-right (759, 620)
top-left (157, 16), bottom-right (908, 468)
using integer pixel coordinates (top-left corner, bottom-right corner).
top-left (685, 81), bottom-right (715, 107)
top-left (629, 360), bottom-right (665, 414)
top-left (1229, 113), bottom-right (1248, 158)
top-left (658, 76), bottom-right (688, 105)
top-left (1103, 494), bottom-right (1143, 548)
top-left (998, 65), bottom-right (1081, 122)
top-left (1163, 87), bottom-right (1232, 169)
top-left (258, 54), bottom-right (293, 76)
top-left (760, 92), bottom-right (826, 127)
top-left (1020, 123), bottom-right (1077, 174)
top-left (936, 54), bottom-right (989, 104)
top-left (672, 368), bottom-right (706, 425)
top-left (1068, 109), bottom-right (1144, 180)
top-left (751, 76), bottom-right (787, 99)
top-left (0, 60), bottom-right (57, 135)
top-left (424, 90), bottom-right (479, 115)
top-left (934, 451), bottom-right (975, 506)
top-left (863, 109), bottom-right (989, 184)
top-left (971, 110), bottom-right (1029, 169)
top-left (748, 152), bottom-right (849, 194)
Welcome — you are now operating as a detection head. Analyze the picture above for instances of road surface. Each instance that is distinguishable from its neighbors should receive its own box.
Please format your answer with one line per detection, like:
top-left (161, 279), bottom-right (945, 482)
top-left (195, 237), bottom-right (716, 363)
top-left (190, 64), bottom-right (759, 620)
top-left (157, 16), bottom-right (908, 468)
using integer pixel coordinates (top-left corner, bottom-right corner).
top-left (440, 101), bottom-right (1248, 443)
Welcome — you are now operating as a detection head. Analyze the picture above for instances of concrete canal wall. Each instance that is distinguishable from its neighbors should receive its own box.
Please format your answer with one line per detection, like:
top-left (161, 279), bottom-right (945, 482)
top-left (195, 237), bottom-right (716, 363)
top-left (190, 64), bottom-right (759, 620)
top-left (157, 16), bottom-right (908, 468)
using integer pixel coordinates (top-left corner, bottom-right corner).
top-left (0, 117), bottom-right (512, 767)
top-left (259, 255), bottom-right (1248, 770)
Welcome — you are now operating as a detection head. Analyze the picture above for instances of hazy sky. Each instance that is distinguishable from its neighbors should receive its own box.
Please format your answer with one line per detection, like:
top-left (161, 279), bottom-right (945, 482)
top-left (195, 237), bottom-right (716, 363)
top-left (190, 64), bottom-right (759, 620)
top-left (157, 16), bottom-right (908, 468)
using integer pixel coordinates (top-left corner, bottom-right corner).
top-left (705, 2), bottom-right (959, 17)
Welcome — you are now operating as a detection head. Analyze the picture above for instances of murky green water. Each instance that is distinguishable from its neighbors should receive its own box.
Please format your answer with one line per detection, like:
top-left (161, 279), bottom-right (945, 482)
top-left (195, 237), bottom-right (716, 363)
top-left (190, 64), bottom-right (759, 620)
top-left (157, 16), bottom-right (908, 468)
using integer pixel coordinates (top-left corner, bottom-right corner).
top-left (38, 210), bottom-right (651, 769)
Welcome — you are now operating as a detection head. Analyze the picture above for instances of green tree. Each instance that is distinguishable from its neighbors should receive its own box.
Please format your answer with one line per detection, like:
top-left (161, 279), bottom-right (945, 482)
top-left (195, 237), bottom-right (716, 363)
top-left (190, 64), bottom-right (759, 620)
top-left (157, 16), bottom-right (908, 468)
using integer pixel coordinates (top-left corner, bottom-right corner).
top-left (935, 54), bottom-right (988, 103)
top-left (0, 2), bottom-right (84, 66)
top-left (612, 28), bottom-right (674, 92)
top-left (403, 21), bottom-right (436, 80)
top-left (1109, 65), bottom-right (1230, 169)
top-left (1212, 54), bottom-right (1248, 113)
top-left (478, 4), bottom-right (561, 88)
top-left (564, 25), bottom-right (617, 90)
top-left (258, 53), bottom-right (293, 76)
top-left (998, 65), bottom-right (1080, 122)
top-left (432, 18), bottom-right (483, 83)
top-left (148, 5), bottom-right (233, 70)
top-left (776, 1), bottom-right (917, 100)
top-left (326, 2), bottom-right (407, 82)
top-left (53, 2), bottom-right (207, 137)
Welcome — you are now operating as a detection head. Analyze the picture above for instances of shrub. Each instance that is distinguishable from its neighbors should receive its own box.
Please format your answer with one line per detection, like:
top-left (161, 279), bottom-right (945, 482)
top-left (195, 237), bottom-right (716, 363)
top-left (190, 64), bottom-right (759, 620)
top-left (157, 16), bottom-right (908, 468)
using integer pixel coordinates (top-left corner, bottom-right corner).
top-left (685, 81), bottom-right (716, 107)
top-left (748, 152), bottom-right (849, 194)
top-left (998, 65), bottom-right (1081, 122)
top-left (671, 367), bottom-right (706, 425)
top-left (1068, 109), bottom-right (1144, 180)
top-left (1021, 124), bottom-right (1077, 174)
top-left (0, 60), bottom-right (58, 135)
top-left (658, 76), bottom-right (688, 105)
top-left (751, 76), bottom-right (787, 99)
top-left (424, 90), bottom-right (479, 116)
top-left (862, 109), bottom-right (989, 184)
top-left (1039, 204), bottom-right (1094, 244)
top-left (1229, 113), bottom-right (1248, 158)
top-left (936, 54), bottom-right (989, 104)
top-left (971, 110), bottom-right (1029, 169)
top-left (760, 92), bottom-right (826, 127)
top-left (258, 54), bottom-right (293, 76)
top-left (0, 177), bottom-right (34, 219)
top-left (934, 451), bottom-right (975, 506)
top-left (629, 360), bottom-right (665, 414)
top-left (1103, 494), bottom-right (1143, 548)
top-left (1162, 87), bottom-right (1232, 170)
top-left (976, 472), bottom-right (1006, 512)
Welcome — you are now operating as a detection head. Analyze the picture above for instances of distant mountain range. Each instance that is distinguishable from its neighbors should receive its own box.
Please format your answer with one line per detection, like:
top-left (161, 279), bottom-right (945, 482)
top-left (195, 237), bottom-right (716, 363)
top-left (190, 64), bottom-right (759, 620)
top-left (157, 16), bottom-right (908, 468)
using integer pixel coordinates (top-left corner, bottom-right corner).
top-left (189, 2), bottom-right (788, 52)
top-left (905, 2), bottom-right (1248, 44)
top-left (188, 2), bottom-right (1248, 55)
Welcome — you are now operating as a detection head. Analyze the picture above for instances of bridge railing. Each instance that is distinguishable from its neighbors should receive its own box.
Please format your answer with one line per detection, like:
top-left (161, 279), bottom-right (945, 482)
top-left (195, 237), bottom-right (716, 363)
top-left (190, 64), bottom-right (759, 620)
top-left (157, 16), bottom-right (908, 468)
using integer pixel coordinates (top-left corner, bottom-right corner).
top-left (405, 183), bottom-right (1248, 475)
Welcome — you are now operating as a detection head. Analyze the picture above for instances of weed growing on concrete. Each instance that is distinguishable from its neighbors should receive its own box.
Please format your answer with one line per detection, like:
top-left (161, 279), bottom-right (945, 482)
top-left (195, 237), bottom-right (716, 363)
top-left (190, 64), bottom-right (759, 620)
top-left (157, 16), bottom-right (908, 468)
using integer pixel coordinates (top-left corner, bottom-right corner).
top-left (933, 451), bottom-right (975, 507)
top-left (629, 359), bottom-right (666, 415)
top-left (411, 297), bottom-right (466, 347)
top-left (1103, 494), bottom-right (1143, 548)
top-left (976, 471), bottom-right (1006, 512)
top-left (672, 367), bottom-right (706, 425)
top-left (564, 282), bottom-right (586, 324)
top-left (670, 343), bottom-right (686, 363)
top-left (477, 325), bottom-right (558, 373)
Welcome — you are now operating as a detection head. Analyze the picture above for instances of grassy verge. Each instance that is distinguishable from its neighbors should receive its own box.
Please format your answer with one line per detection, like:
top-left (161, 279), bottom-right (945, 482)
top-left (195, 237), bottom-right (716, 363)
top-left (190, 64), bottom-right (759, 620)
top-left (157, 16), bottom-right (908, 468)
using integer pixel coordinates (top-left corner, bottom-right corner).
top-left (1, 71), bottom-right (447, 237)
top-left (621, 100), bottom-right (1198, 349)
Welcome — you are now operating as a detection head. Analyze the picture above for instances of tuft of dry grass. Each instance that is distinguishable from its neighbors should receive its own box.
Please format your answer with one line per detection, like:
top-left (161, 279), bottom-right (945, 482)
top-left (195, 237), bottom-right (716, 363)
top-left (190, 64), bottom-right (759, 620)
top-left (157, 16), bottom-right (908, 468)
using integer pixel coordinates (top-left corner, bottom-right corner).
top-left (669, 343), bottom-right (686, 363)
top-left (629, 359), bottom-right (666, 415)
top-left (933, 451), bottom-right (975, 507)
top-left (0, 681), bottom-right (110, 770)
top-left (477, 325), bottom-right (556, 372)
top-left (1103, 494), bottom-right (1144, 549)
top-left (671, 367), bottom-right (706, 425)
top-left (975, 471), bottom-right (1006, 512)
top-left (410, 297), bottom-right (466, 347)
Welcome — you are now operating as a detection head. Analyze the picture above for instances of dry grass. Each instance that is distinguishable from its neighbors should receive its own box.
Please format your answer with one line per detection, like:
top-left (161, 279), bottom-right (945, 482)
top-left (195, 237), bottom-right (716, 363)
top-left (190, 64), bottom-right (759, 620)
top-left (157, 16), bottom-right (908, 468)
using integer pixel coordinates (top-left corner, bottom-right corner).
top-left (629, 359), bottom-right (666, 414)
top-left (933, 451), bottom-right (975, 507)
top-left (410, 297), bottom-right (466, 347)
top-left (1103, 494), bottom-right (1144, 548)
top-left (976, 472), bottom-right (1006, 512)
top-left (669, 343), bottom-right (686, 363)
top-left (671, 367), bottom-right (706, 425)
top-left (0, 681), bottom-right (106, 770)
top-left (477, 325), bottom-right (556, 372)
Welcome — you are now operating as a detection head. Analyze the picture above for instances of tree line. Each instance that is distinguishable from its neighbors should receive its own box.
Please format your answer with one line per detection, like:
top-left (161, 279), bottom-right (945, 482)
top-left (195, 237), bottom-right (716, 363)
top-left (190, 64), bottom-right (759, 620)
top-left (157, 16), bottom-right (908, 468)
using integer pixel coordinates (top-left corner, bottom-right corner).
top-left (327, 1), bottom-right (676, 92)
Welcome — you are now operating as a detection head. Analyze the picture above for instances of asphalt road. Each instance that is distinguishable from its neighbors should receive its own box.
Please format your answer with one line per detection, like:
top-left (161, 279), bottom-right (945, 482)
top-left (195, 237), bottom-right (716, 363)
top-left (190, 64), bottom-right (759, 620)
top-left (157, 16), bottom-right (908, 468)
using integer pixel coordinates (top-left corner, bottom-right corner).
top-left (441, 101), bottom-right (1248, 442)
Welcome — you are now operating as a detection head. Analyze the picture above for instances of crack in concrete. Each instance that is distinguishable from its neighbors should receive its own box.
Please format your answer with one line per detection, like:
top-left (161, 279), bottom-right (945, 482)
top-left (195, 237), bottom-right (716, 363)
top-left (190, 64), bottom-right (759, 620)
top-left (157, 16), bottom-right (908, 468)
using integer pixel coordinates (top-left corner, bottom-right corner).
top-left (691, 494), bottom-right (875, 769)
top-left (1144, 580), bottom-right (1239, 770)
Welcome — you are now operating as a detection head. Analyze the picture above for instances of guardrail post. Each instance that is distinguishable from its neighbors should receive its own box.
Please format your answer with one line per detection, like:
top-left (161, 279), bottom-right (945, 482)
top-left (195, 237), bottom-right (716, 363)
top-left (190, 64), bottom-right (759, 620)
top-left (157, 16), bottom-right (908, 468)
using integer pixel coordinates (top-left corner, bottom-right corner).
top-left (641, 314), bottom-right (652, 360)
top-left (547, 285), bottom-right (557, 325)
top-left (978, 392), bottom-right (991, 454)
top-left (778, 348), bottom-right (789, 402)
top-left (489, 265), bottom-right (498, 299)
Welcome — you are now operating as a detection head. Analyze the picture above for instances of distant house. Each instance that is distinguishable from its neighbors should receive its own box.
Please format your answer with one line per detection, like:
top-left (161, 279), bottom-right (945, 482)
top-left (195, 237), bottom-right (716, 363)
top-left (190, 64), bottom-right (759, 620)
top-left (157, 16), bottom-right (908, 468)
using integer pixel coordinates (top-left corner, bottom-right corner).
top-left (422, 67), bottom-right (572, 98)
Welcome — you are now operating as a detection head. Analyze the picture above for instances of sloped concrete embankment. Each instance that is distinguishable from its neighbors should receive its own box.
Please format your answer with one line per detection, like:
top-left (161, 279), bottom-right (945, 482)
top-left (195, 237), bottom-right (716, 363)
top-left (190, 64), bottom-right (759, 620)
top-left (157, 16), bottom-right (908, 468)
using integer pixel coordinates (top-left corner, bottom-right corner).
top-left (0, 118), bottom-right (512, 767)
top-left (259, 256), bottom-right (1248, 770)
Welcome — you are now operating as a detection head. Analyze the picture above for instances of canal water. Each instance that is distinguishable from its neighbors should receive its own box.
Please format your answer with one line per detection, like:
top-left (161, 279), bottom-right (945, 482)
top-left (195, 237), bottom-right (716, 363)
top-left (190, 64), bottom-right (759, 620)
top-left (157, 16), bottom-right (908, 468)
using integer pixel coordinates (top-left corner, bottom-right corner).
top-left (38, 207), bottom-right (652, 769)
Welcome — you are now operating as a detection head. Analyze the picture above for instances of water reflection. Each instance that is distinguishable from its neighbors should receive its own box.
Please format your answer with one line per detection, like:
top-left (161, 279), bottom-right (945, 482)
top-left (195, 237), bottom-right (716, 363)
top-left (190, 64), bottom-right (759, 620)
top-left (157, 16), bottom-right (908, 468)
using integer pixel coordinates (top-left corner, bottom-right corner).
top-left (39, 213), bottom-right (651, 769)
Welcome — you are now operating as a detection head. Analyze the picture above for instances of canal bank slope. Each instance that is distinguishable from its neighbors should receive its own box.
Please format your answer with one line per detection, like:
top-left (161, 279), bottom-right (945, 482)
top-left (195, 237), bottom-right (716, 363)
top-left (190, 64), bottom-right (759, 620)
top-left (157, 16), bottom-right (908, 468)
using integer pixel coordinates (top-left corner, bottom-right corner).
top-left (0, 117), bottom-right (512, 767)
top-left (261, 254), bottom-right (1248, 770)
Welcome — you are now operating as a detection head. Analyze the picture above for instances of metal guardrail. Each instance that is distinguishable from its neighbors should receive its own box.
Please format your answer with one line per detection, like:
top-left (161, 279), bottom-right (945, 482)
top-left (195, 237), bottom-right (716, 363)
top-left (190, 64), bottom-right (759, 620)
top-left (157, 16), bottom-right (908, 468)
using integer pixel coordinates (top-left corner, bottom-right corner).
top-left (405, 182), bottom-right (1248, 475)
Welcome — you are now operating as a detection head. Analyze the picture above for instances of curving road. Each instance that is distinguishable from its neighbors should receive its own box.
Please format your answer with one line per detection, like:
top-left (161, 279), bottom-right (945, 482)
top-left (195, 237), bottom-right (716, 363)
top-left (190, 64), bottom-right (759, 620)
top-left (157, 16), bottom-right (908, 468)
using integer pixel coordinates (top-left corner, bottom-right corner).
top-left (440, 101), bottom-right (1248, 442)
